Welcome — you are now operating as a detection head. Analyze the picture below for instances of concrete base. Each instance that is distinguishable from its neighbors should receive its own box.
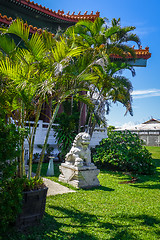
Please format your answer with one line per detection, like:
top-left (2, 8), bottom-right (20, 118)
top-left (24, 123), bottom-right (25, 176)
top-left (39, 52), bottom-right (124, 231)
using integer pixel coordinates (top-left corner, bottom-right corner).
top-left (59, 163), bottom-right (100, 189)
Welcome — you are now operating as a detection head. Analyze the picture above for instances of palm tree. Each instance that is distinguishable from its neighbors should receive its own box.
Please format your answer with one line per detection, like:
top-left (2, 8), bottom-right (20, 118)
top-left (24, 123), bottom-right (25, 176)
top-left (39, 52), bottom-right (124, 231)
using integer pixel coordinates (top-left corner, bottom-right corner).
top-left (0, 19), bottom-right (96, 178)
top-left (65, 17), bottom-right (141, 134)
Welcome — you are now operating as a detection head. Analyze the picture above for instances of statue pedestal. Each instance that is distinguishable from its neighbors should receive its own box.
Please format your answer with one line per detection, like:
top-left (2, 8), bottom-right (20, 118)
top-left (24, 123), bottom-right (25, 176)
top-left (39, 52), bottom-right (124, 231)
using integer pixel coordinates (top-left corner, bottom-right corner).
top-left (59, 163), bottom-right (100, 189)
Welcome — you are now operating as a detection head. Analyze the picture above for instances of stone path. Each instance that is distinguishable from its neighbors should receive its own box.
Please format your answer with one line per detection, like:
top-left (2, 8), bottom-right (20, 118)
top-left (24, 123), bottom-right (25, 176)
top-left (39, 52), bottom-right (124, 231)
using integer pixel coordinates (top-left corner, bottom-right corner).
top-left (42, 178), bottom-right (76, 196)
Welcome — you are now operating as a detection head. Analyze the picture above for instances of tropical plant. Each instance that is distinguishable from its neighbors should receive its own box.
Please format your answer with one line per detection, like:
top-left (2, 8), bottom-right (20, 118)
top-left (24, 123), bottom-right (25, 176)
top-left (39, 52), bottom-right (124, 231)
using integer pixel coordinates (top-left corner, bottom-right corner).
top-left (0, 17), bottom-right (143, 178)
top-left (37, 144), bottom-right (54, 162)
top-left (0, 119), bottom-right (23, 233)
top-left (65, 17), bottom-right (141, 135)
top-left (53, 113), bottom-right (78, 159)
top-left (0, 19), bottom-right (96, 179)
top-left (92, 131), bottom-right (155, 174)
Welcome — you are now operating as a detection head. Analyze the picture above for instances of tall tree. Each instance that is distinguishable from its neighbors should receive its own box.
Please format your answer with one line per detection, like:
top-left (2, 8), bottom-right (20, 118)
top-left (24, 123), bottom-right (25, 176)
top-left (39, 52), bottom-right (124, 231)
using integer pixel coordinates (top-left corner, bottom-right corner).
top-left (65, 17), bottom-right (141, 134)
top-left (0, 19), bottom-right (96, 178)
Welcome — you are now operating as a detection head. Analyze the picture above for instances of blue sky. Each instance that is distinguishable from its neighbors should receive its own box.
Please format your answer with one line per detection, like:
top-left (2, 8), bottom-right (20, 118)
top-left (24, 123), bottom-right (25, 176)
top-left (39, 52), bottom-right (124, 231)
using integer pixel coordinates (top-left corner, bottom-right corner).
top-left (36, 0), bottom-right (160, 127)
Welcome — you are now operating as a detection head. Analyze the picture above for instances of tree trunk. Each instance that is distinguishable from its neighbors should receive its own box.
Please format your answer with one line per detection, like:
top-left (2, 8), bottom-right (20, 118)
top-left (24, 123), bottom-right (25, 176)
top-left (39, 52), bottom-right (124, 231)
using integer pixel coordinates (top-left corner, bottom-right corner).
top-left (36, 102), bottom-right (61, 179)
top-left (28, 102), bottom-right (43, 179)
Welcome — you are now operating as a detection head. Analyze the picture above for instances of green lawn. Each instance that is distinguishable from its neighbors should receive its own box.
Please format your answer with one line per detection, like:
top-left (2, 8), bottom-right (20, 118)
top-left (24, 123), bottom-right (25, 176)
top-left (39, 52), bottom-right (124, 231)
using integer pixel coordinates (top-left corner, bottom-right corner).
top-left (146, 146), bottom-right (160, 160)
top-left (8, 147), bottom-right (160, 240)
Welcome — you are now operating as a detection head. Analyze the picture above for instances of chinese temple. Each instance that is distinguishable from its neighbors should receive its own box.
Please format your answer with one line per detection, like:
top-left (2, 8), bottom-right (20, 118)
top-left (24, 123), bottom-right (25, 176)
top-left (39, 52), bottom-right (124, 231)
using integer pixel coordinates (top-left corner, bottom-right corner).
top-left (0, 0), bottom-right (99, 33)
top-left (0, 0), bottom-right (151, 66)
top-left (0, 0), bottom-right (152, 154)
top-left (0, 0), bottom-right (151, 124)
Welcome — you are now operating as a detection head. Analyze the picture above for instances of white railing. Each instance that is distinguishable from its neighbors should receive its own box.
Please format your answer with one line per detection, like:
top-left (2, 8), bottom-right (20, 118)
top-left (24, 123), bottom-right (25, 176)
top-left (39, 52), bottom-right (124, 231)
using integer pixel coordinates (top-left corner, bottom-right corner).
top-left (12, 120), bottom-right (107, 163)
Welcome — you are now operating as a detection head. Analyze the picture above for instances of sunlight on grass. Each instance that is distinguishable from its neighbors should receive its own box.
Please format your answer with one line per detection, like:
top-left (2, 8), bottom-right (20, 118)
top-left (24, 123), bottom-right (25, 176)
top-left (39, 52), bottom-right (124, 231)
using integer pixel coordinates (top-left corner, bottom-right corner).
top-left (9, 147), bottom-right (160, 239)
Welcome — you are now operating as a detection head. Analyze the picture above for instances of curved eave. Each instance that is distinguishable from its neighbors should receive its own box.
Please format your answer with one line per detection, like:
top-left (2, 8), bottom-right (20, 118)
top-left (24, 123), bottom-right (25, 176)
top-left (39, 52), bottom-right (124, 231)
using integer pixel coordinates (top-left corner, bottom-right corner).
top-left (110, 47), bottom-right (151, 67)
top-left (110, 48), bottom-right (151, 60)
top-left (8, 0), bottom-right (99, 23)
top-left (0, 14), bottom-right (55, 35)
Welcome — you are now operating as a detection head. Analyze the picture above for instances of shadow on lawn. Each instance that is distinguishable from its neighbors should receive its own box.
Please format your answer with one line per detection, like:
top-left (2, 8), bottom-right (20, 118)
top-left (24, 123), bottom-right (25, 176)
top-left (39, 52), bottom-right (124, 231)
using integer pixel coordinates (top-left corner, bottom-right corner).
top-left (99, 158), bottom-right (160, 189)
top-left (113, 213), bottom-right (160, 227)
top-left (111, 229), bottom-right (139, 240)
top-left (39, 205), bottom-right (143, 240)
top-left (110, 214), bottom-right (160, 240)
top-left (84, 185), bottom-right (115, 192)
top-left (8, 206), bottom-right (158, 239)
top-left (40, 205), bottom-right (123, 240)
top-left (129, 158), bottom-right (160, 189)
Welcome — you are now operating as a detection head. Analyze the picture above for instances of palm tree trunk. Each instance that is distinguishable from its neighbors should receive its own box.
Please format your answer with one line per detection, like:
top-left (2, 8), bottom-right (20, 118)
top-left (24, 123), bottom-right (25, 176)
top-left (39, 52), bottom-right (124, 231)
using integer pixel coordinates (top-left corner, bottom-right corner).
top-left (78, 102), bottom-right (85, 133)
top-left (36, 102), bottom-right (61, 178)
top-left (19, 101), bottom-right (25, 177)
top-left (21, 142), bottom-right (26, 176)
top-left (28, 102), bottom-right (42, 179)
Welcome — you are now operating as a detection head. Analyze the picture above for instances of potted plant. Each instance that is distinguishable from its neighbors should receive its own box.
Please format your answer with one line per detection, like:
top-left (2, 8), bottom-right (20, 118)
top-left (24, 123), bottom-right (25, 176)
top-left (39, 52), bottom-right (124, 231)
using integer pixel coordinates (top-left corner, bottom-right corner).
top-left (0, 116), bottom-right (48, 232)
top-left (0, 19), bottom-right (85, 231)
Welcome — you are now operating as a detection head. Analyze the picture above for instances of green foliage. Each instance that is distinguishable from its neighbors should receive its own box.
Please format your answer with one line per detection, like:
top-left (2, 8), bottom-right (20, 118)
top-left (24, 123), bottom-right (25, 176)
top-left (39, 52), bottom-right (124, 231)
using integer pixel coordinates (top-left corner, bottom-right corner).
top-left (21, 177), bottom-right (45, 191)
top-left (0, 120), bottom-right (22, 233)
top-left (92, 131), bottom-right (155, 174)
top-left (52, 98), bottom-right (80, 159)
top-left (0, 178), bottom-right (23, 234)
top-left (107, 125), bottom-right (115, 134)
top-left (0, 119), bottom-right (20, 164)
top-left (0, 176), bottom-right (45, 234)
top-left (37, 144), bottom-right (54, 162)
top-left (53, 112), bottom-right (79, 159)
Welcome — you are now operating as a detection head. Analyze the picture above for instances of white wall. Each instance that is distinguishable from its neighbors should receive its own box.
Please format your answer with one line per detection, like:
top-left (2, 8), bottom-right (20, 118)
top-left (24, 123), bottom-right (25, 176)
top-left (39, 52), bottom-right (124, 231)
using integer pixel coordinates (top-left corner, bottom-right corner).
top-left (24, 120), bottom-right (107, 163)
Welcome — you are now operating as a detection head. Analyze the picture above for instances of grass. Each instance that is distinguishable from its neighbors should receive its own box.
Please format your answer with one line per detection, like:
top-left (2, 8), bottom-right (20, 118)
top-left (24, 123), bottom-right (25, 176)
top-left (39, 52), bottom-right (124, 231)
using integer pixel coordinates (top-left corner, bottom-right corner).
top-left (6, 147), bottom-right (160, 239)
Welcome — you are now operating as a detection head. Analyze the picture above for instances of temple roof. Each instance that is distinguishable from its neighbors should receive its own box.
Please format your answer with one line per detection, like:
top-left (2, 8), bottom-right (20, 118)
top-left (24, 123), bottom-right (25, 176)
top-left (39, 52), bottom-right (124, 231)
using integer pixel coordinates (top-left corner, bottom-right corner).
top-left (0, 0), bottom-right (151, 64)
top-left (0, 0), bottom-right (99, 23)
top-left (110, 46), bottom-right (151, 61)
top-left (0, 13), bottom-right (49, 34)
top-left (143, 118), bottom-right (160, 124)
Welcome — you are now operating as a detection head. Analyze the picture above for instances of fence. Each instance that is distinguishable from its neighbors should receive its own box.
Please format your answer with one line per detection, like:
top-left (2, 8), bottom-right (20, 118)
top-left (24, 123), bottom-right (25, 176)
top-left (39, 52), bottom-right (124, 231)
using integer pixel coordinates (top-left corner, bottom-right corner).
top-left (23, 120), bottom-right (107, 163)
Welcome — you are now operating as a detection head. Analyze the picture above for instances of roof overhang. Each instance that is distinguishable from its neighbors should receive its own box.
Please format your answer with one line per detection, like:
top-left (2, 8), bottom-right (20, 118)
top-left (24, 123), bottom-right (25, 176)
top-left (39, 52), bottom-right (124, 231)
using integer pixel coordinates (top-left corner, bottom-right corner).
top-left (110, 47), bottom-right (151, 67)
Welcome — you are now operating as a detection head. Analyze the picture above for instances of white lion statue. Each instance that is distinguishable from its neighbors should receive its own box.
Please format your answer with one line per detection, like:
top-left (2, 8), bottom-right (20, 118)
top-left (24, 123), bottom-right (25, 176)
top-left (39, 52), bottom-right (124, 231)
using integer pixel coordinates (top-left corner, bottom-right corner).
top-left (65, 132), bottom-right (93, 167)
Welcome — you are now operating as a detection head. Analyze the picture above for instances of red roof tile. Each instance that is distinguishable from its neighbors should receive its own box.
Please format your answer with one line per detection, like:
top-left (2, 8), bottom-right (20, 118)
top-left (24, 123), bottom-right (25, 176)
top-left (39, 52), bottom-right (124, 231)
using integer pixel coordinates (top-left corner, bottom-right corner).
top-left (0, 8), bottom-right (151, 61)
top-left (8, 0), bottom-right (100, 22)
top-left (110, 47), bottom-right (151, 60)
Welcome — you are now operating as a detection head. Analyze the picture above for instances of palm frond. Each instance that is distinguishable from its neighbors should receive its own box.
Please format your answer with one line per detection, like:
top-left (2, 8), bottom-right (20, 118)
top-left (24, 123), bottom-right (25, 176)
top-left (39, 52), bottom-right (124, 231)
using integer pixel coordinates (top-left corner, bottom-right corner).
top-left (7, 19), bottom-right (30, 44)
top-left (28, 32), bottom-right (46, 61)
top-left (0, 35), bottom-right (16, 55)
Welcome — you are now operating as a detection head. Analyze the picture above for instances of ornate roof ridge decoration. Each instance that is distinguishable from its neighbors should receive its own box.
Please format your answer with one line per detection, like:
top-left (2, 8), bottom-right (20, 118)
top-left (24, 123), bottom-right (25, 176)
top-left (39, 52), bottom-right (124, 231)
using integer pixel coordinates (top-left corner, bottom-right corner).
top-left (110, 46), bottom-right (151, 60)
top-left (8, 0), bottom-right (100, 22)
top-left (0, 13), bottom-right (151, 61)
top-left (0, 13), bottom-right (55, 35)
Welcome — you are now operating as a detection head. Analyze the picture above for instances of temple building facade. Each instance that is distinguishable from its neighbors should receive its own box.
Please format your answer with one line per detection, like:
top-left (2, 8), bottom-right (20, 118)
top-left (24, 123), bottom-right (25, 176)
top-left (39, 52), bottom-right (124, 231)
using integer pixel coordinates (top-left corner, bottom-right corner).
top-left (0, 1), bottom-right (152, 156)
top-left (0, 0), bottom-right (151, 124)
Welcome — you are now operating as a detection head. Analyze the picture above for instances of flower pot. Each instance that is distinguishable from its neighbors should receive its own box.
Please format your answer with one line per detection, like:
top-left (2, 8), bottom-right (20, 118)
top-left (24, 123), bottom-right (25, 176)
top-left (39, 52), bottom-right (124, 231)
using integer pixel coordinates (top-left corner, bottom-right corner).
top-left (16, 187), bottom-right (48, 229)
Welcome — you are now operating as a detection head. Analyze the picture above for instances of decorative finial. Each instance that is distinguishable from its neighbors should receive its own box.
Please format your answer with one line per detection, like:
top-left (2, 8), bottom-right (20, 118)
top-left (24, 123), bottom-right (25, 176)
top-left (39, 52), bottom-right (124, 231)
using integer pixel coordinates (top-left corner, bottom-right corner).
top-left (78, 11), bottom-right (81, 15)
top-left (84, 11), bottom-right (88, 15)
top-left (96, 11), bottom-right (100, 16)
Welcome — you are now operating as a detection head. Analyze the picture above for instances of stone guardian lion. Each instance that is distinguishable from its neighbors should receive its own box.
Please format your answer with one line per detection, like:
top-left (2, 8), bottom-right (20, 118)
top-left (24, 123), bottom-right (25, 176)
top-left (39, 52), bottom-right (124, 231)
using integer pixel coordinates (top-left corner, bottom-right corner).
top-left (65, 132), bottom-right (93, 167)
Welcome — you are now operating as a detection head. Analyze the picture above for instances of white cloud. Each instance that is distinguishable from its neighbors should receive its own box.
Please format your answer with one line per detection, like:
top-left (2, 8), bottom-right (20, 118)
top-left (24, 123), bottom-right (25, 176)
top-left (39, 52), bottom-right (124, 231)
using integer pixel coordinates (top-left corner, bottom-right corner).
top-left (132, 89), bottom-right (160, 99)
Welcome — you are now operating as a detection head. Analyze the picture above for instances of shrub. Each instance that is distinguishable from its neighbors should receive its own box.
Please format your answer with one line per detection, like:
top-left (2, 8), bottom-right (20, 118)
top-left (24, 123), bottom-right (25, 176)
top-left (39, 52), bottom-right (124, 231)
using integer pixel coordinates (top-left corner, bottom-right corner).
top-left (92, 131), bottom-right (155, 174)
top-left (0, 120), bottom-right (22, 233)
top-left (53, 112), bottom-right (79, 159)
top-left (0, 178), bottom-right (23, 233)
